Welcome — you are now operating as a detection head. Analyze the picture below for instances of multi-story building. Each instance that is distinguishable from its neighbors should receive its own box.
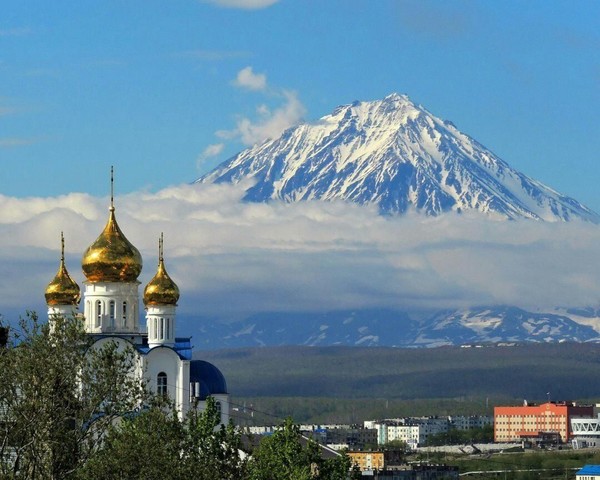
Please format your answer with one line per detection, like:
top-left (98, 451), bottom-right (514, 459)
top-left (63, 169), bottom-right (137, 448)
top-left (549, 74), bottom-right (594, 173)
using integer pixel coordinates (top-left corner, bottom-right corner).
top-left (347, 450), bottom-right (402, 471)
top-left (448, 415), bottom-right (493, 431)
top-left (370, 417), bottom-right (453, 449)
top-left (494, 401), bottom-right (593, 443)
top-left (570, 407), bottom-right (600, 448)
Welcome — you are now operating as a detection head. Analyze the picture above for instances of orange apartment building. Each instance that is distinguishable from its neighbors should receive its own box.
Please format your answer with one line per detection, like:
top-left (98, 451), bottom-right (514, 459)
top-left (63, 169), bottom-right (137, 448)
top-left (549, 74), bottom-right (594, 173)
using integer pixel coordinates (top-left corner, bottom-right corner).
top-left (494, 401), bottom-right (593, 443)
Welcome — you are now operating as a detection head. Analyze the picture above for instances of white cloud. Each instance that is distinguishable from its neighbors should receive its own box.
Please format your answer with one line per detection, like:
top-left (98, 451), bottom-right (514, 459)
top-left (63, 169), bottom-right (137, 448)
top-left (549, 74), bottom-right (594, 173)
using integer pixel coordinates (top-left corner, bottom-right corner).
top-left (217, 90), bottom-right (305, 145)
top-left (202, 0), bottom-right (280, 9)
top-left (0, 27), bottom-right (31, 37)
top-left (232, 66), bottom-right (267, 91)
top-left (0, 137), bottom-right (40, 148)
top-left (1, 185), bottom-right (600, 329)
top-left (196, 143), bottom-right (225, 169)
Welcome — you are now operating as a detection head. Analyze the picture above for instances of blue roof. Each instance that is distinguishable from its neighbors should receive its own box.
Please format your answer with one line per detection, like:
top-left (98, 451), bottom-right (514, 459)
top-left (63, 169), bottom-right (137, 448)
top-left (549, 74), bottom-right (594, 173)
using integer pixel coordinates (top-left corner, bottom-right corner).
top-left (190, 360), bottom-right (228, 400)
top-left (135, 337), bottom-right (193, 360)
top-left (577, 465), bottom-right (600, 476)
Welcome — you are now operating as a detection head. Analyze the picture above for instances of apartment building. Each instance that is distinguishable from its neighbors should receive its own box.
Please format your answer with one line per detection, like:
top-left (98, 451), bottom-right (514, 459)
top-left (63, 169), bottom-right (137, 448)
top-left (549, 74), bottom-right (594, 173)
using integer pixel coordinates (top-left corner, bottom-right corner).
top-left (494, 401), bottom-right (593, 443)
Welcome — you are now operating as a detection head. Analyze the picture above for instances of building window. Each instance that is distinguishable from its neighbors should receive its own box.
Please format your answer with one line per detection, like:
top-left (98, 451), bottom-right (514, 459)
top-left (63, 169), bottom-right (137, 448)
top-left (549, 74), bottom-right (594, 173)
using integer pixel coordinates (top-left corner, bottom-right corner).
top-left (160, 318), bottom-right (164, 340)
top-left (109, 300), bottom-right (115, 329)
top-left (153, 318), bottom-right (157, 340)
top-left (216, 401), bottom-right (222, 422)
top-left (95, 300), bottom-right (102, 327)
top-left (122, 301), bottom-right (127, 326)
top-left (166, 318), bottom-right (170, 340)
top-left (157, 372), bottom-right (167, 396)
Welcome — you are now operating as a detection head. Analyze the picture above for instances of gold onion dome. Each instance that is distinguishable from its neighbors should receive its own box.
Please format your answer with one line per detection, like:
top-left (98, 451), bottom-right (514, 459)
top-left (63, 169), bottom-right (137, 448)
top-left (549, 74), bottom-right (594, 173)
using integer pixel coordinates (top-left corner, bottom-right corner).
top-left (45, 233), bottom-right (81, 306)
top-left (82, 170), bottom-right (143, 282)
top-left (82, 205), bottom-right (143, 282)
top-left (143, 234), bottom-right (180, 306)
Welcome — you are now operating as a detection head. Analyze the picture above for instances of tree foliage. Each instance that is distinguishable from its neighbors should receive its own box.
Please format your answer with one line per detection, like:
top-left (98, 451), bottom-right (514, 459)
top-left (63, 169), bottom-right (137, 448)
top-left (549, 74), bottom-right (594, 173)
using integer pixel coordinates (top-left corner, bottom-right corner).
top-left (0, 313), bottom-right (145, 479)
top-left (425, 425), bottom-right (494, 446)
top-left (0, 314), bottom-right (355, 479)
top-left (79, 397), bottom-right (246, 480)
top-left (246, 417), bottom-right (357, 480)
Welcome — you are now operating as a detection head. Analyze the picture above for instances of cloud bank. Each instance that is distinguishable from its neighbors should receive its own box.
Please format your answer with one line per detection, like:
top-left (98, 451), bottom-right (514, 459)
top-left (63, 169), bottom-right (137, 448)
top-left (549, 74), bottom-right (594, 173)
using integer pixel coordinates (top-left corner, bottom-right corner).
top-left (1, 184), bottom-right (600, 328)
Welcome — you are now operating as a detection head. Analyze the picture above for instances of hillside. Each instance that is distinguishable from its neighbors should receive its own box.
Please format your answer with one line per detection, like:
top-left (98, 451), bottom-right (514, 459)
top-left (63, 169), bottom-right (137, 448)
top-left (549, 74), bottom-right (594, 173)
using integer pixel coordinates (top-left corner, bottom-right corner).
top-left (199, 343), bottom-right (600, 399)
top-left (197, 343), bottom-right (600, 422)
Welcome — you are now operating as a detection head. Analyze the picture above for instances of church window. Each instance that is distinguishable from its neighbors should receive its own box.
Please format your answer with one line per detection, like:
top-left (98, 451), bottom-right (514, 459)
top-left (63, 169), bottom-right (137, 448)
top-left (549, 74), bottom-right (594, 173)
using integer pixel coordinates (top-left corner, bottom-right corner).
top-left (166, 318), bottom-right (170, 339)
top-left (157, 372), bottom-right (167, 396)
top-left (216, 401), bottom-right (222, 422)
top-left (122, 302), bottom-right (127, 326)
top-left (95, 300), bottom-right (102, 327)
top-left (109, 300), bottom-right (115, 329)
top-left (153, 318), bottom-right (157, 339)
top-left (160, 318), bottom-right (164, 340)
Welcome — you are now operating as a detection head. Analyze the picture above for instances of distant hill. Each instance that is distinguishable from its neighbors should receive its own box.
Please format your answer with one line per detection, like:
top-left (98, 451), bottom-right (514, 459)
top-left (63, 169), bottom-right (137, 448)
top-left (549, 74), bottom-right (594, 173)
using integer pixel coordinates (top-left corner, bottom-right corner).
top-left (197, 343), bottom-right (600, 401)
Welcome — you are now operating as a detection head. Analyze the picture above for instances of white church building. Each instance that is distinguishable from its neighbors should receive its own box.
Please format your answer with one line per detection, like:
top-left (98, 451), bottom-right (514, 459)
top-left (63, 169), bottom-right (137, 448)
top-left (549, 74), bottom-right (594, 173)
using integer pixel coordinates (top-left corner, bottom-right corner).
top-left (44, 178), bottom-right (229, 422)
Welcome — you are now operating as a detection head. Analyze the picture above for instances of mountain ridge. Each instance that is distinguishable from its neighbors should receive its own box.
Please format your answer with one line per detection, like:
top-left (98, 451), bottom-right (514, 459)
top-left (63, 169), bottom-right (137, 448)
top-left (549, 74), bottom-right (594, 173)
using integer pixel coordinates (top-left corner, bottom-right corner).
top-left (186, 306), bottom-right (600, 350)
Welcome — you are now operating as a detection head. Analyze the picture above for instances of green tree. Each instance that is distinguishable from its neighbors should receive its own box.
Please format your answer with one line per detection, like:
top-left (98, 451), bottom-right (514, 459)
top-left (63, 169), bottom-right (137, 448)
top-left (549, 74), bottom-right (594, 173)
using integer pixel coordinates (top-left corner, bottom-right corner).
top-left (0, 313), bottom-right (146, 479)
top-left (77, 403), bottom-right (185, 480)
top-left (78, 397), bottom-right (246, 480)
top-left (181, 397), bottom-right (246, 480)
top-left (247, 418), bottom-right (357, 480)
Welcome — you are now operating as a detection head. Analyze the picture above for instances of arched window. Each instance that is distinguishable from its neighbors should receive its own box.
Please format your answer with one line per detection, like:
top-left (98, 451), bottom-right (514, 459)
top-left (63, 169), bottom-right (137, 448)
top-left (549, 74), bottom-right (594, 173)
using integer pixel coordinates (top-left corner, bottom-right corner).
top-left (166, 318), bottom-right (170, 340)
top-left (95, 300), bottom-right (102, 328)
top-left (109, 300), bottom-right (115, 329)
top-left (160, 318), bottom-right (164, 340)
top-left (122, 302), bottom-right (127, 327)
top-left (157, 372), bottom-right (167, 396)
top-left (153, 318), bottom-right (157, 340)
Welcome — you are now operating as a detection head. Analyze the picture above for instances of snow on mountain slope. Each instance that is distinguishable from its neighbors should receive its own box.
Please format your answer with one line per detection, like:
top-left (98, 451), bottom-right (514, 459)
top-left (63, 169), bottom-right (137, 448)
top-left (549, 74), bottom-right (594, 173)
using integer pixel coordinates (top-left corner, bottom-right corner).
top-left (184, 307), bottom-right (600, 349)
top-left (199, 93), bottom-right (597, 221)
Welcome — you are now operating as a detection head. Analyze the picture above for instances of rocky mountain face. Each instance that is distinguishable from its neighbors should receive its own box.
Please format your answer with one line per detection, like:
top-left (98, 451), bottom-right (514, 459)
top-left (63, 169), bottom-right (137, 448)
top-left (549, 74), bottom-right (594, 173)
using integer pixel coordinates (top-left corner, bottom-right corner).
top-left (199, 93), bottom-right (597, 222)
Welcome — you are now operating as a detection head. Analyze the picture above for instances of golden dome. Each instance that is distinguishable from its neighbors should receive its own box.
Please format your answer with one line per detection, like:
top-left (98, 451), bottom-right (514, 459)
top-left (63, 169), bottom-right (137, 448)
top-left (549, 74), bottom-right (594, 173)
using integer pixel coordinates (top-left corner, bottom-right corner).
top-left (82, 205), bottom-right (143, 282)
top-left (45, 233), bottom-right (81, 306)
top-left (143, 234), bottom-right (180, 306)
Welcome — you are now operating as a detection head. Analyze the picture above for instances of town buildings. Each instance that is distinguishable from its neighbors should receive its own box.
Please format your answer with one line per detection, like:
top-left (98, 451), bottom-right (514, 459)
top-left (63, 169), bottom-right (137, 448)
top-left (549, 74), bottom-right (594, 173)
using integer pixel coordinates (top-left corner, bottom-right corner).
top-left (494, 401), bottom-right (593, 444)
top-left (366, 416), bottom-right (493, 449)
top-left (347, 450), bottom-right (402, 471)
top-left (571, 411), bottom-right (600, 448)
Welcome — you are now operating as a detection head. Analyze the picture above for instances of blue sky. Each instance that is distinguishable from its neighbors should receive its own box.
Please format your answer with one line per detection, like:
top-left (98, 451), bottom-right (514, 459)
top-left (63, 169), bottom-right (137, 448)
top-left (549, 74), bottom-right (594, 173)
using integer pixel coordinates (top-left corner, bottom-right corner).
top-left (2, 0), bottom-right (599, 209)
top-left (1, 1), bottom-right (600, 330)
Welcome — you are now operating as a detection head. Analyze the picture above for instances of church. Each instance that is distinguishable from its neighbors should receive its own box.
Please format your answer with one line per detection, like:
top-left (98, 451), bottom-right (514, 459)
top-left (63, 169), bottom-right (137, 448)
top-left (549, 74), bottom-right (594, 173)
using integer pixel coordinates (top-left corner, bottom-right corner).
top-left (43, 174), bottom-right (229, 422)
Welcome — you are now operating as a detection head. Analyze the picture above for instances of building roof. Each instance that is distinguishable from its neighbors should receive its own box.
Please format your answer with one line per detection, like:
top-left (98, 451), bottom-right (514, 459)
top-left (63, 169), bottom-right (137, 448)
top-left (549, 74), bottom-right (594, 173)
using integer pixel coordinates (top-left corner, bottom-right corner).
top-left (190, 360), bottom-right (228, 399)
top-left (135, 337), bottom-right (193, 360)
top-left (577, 465), bottom-right (600, 476)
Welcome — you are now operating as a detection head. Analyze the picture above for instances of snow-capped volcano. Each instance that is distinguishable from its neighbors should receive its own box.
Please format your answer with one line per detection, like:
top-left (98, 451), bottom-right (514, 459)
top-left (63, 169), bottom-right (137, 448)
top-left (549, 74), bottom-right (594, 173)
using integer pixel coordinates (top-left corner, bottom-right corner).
top-left (199, 93), bottom-right (597, 221)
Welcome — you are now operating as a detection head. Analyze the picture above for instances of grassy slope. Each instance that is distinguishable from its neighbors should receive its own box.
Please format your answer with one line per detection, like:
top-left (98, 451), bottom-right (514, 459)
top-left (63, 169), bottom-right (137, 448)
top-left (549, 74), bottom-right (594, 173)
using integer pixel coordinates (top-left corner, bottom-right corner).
top-left (196, 343), bottom-right (600, 424)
